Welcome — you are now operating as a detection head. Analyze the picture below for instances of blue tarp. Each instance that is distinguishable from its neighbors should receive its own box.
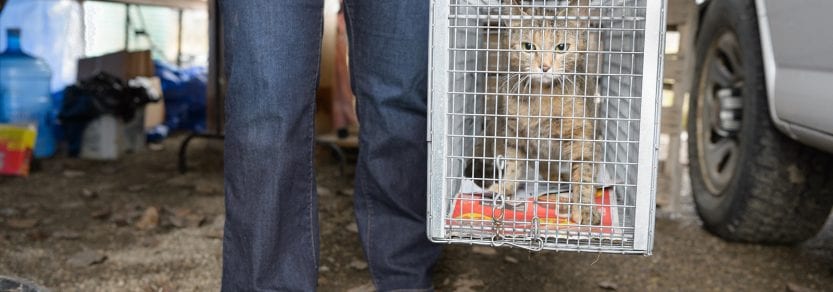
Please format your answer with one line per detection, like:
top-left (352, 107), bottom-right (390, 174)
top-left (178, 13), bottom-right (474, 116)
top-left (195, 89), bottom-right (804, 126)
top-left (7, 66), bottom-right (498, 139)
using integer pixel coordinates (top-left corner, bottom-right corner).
top-left (155, 60), bottom-right (207, 133)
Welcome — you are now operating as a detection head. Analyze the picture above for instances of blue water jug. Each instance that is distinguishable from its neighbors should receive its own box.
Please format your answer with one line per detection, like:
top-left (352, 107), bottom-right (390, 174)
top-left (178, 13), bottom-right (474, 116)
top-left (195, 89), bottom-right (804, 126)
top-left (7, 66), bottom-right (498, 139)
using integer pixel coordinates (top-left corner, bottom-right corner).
top-left (0, 28), bottom-right (56, 158)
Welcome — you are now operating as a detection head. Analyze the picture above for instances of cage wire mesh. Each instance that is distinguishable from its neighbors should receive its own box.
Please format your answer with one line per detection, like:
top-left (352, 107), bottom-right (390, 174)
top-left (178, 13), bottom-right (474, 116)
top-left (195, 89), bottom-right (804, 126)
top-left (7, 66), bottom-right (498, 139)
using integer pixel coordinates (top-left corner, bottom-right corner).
top-left (427, 0), bottom-right (664, 254)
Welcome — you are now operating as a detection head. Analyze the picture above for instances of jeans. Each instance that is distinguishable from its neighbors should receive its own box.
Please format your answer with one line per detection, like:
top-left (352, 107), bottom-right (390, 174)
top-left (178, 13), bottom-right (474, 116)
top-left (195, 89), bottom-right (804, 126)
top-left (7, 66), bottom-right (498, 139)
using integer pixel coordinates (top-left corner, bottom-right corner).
top-left (220, 0), bottom-right (442, 291)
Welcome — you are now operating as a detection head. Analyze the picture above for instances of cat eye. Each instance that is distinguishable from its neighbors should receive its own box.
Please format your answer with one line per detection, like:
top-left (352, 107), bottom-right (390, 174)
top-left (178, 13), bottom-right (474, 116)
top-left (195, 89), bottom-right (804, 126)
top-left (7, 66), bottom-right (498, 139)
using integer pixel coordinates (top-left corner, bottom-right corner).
top-left (555, 43), bottom-right (570, 52)
top-left (521, 42), bottom-right (537, 51)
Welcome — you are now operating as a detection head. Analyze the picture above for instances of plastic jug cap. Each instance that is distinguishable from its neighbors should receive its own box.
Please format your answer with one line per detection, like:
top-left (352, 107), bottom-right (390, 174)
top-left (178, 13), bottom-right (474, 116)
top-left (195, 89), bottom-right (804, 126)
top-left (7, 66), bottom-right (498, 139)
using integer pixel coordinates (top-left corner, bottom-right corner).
top-left (7, 28), bottom-right (20, 37)
top-left (5, 28), bottom-right (22, 52)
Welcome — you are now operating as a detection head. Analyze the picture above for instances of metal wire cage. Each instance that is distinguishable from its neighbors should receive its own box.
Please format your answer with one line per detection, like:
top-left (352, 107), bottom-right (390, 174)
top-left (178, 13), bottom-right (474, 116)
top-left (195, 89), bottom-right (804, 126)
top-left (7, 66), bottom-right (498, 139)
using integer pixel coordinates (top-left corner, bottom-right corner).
top-left (427, 0), bottom-right (664, 254)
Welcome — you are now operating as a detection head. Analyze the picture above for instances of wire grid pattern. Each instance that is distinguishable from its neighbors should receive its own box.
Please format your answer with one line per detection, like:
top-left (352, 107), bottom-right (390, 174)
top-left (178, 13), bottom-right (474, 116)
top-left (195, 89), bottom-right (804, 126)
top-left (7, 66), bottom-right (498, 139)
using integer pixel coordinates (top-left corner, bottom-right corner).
top-left (427, 0), bottom-right (661, 254)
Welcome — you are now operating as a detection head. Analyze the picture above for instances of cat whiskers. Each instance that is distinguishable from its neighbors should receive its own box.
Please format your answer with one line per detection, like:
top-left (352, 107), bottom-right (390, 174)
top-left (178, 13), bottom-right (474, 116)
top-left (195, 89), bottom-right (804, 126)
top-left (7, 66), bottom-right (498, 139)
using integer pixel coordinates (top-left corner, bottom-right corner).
top-left (499, 73), bottom-right (529, 94)
top-left (561, 74), bottom-right (575, 86)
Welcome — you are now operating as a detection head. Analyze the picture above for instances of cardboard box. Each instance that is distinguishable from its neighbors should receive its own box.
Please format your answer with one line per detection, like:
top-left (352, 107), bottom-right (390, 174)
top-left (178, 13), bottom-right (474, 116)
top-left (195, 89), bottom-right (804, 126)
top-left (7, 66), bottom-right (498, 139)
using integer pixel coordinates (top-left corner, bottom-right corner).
top-left (77, 50), bottom-right (155, 82)
top-left (141, 77), bottom-right (165, 130)
top-left (0, 124), bottom-right (37, 176)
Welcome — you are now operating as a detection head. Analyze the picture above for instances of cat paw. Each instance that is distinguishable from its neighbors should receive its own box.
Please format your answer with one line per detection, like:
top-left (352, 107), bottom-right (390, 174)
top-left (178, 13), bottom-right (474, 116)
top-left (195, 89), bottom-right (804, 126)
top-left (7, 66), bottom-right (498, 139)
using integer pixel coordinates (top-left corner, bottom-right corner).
top-left (585, 207), bottom-right (602, 225)
top-left (571, 206), bottom-right (602, 225)
top-left (486, 183), bottom-right (514, 196)
top-left (570, 210), bottom-right (583, 225)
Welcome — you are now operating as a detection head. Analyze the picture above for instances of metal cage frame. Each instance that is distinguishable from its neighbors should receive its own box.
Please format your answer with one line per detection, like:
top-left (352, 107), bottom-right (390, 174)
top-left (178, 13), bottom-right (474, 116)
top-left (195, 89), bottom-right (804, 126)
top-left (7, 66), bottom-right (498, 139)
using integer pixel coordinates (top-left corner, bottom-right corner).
top-left (426, 0), bottom-right (665, 254)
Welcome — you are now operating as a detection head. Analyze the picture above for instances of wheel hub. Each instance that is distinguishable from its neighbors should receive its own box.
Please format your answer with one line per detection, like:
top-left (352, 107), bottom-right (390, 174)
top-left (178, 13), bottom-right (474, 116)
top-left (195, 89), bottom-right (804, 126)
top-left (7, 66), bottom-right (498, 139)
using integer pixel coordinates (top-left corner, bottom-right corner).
top-left (713, 87), bottom-right (742, 135)
top-left (696, 32), bottom-right (744, 195)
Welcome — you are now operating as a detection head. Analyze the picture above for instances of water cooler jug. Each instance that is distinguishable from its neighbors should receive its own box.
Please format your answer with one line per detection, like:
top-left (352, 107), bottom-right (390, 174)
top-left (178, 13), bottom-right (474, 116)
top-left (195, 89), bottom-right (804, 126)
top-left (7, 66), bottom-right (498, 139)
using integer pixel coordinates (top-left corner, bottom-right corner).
top-left (0, 28), bottom-right (56, 158)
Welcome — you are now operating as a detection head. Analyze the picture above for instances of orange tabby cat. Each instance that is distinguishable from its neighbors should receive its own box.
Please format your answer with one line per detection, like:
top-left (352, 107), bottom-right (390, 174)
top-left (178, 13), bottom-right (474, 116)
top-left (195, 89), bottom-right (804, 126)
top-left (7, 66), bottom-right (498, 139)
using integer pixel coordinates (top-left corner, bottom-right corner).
top-left (477, 0), bottom-right (601, 225)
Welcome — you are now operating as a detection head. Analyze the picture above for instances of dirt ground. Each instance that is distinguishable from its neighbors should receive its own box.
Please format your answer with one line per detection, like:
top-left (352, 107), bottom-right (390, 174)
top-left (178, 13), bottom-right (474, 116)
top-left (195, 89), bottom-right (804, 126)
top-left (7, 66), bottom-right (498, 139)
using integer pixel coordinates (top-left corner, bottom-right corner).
top-left (2, 135), bottom-right (833, 291)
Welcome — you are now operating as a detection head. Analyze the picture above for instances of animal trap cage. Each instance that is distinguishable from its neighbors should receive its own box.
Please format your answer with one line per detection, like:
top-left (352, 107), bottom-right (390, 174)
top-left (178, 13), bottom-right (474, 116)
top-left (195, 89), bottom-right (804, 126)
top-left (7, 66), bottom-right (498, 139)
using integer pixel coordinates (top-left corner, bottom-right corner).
top-left (426, 0), bottom-right (664, 254)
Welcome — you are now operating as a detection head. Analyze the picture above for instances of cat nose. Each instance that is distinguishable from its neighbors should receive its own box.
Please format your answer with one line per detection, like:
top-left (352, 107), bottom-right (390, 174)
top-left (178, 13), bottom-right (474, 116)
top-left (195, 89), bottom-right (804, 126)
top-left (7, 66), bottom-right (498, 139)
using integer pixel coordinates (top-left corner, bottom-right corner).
top-left (542, 65), bottom-right (551, 72)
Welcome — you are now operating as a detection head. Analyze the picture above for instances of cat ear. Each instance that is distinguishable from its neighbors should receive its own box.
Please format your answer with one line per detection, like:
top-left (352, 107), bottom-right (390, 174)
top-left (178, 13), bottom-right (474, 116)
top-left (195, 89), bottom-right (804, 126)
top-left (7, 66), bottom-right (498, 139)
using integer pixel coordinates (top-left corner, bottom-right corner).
top-left (565, 0), bottom-right (601, 29)
top-left (562, 0), bottom-right (589, 17)
top-left (500, 0), bottom-right (530, 28)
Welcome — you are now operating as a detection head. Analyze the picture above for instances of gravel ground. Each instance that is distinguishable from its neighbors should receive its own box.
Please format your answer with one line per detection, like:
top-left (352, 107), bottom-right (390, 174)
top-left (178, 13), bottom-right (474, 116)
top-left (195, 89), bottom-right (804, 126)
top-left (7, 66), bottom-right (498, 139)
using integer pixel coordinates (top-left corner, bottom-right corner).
top-left (1, 135), bottom-right (832, 291)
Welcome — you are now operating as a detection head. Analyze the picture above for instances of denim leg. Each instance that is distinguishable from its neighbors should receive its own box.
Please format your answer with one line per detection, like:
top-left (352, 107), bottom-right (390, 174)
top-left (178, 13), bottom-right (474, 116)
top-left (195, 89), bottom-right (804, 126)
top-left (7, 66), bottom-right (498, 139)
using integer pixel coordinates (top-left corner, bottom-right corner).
top-left (220, 1), bottom-right (324, 291)
top-left (342, 1), bottom-right (443, 291)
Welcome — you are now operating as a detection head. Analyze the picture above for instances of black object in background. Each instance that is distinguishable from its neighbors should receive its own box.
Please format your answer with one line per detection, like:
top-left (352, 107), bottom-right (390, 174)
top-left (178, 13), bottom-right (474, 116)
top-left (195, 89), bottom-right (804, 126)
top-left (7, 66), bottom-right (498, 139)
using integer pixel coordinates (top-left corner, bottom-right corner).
top-left (59, 72), bottom-right (158, 156)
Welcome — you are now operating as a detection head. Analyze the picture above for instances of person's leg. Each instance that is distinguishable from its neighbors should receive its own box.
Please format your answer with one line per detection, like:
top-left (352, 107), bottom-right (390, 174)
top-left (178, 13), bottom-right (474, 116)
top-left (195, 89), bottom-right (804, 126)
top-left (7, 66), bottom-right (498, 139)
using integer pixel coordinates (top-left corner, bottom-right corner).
top-left (332, 9), bottom-right (358, 138)
top-left (220, 1), bottom-right (324, 290)
top-left (342, 1), bottom-right (442, 290)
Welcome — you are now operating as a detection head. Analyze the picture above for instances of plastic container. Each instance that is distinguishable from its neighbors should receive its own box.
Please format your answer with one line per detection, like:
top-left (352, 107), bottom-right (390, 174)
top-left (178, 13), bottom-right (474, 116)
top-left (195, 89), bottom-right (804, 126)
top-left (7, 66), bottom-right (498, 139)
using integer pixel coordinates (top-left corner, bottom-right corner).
top-left (0, 28), bottom-right (56, 158)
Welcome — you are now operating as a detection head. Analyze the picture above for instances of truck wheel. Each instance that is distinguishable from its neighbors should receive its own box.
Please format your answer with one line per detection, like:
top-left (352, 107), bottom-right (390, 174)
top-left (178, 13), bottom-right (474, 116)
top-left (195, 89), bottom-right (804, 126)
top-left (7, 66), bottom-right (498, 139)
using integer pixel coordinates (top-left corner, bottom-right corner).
top-left (688, 0), bottom-right (833, 244)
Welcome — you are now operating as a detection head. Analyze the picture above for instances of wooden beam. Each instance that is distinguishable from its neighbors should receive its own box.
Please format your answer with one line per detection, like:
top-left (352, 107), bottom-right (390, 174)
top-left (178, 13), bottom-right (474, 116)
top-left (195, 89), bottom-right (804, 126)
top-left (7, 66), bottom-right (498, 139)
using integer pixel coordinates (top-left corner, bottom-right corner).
top-left (92, 0), bottom-right (206, 10)
top-left (206, 0), bottom-right (224, 134)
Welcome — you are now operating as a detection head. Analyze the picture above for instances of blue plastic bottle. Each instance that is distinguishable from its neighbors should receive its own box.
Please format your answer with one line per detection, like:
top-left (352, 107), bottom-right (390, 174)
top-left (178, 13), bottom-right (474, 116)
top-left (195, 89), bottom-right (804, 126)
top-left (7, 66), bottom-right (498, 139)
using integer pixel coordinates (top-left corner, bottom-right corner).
top-left (0, 28), bottom-right (56, 158)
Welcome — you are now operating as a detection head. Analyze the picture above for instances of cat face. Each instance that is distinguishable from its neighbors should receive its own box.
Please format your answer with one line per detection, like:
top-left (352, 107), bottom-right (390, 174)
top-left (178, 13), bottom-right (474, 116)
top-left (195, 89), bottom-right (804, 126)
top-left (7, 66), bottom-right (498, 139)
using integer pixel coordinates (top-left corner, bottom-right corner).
top-left (500, 0), bottom-right (593, 89)
top-left (505, 24), bottom-right (585, 86)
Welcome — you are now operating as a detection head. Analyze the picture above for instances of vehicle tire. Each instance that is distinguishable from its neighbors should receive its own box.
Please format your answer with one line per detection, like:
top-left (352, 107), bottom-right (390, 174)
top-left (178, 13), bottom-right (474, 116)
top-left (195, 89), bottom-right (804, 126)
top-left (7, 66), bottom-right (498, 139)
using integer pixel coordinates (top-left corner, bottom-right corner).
top-left (688, 0), bottom-right (833, 244)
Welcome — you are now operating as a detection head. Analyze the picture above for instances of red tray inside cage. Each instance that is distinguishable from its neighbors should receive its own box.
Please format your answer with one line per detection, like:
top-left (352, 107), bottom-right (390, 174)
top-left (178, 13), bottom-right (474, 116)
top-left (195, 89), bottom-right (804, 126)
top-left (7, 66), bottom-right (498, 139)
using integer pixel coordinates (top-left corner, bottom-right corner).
top-left (446, 186), bottom-right (620, 238)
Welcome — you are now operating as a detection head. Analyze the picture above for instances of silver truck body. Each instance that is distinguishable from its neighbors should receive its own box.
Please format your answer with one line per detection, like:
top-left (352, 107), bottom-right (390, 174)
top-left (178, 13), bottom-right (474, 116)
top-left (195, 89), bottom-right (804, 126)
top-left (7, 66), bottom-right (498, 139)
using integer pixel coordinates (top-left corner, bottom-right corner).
top-left (756, 0), bottom-right (833, 153)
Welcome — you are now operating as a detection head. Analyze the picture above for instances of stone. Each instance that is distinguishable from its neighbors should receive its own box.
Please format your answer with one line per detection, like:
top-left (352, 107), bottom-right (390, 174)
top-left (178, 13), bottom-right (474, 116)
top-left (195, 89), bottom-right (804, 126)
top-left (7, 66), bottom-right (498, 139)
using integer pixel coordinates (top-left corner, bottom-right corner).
top-left (52, 230), bottom-right (82, 240)
top-left (62, 170), bottom-right (86, 178)
top-left (349, 259), bottom-right (368, 270)
top-left (6, 218), bottom-right (38, 229)
top-left (453, 278), bottom-right (484, 292)
top-left (786, 283), bottom-right (814, 292)
top-left (0, 207), bottom-right (19, 217)
top-left (90, 208), bottom-right (112, 220)
top-left (169, 208), bottom-right (205, 228)
top-left (135, 207), bottom-right (160, 230)
top-left (194, 180), bottom-right (222, 194)
top-left (472, 246), bottom-right (497, 256)
top-left (598, 280), bottom-right (618, 290)
top-left (317, 186), bottom-right (334, 197)
top-left (346, 223), bottom-right (359, 233)
top-left (67, 250), bottom-right (107, 267)
top-left (81, 188), bottom-right (98, 199)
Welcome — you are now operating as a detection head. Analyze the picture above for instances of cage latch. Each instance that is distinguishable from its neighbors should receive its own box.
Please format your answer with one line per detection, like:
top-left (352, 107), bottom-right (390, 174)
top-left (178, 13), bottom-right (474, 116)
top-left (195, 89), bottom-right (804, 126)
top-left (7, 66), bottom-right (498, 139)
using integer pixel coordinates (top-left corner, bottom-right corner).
top-left (491, 155), bottom-right (507, 244)
top-left (489, 156), bottom-right (545, 252)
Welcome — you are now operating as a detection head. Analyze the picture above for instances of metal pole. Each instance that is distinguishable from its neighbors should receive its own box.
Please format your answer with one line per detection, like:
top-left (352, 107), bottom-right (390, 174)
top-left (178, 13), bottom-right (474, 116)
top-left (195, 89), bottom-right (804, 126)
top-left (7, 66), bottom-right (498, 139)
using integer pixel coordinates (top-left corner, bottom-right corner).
top-left (176, 8), bottom-right (183, 66)
top-left (124, 3), bottom-right (130, 50)
top-left (79, 0), bottom-right (87, 57)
